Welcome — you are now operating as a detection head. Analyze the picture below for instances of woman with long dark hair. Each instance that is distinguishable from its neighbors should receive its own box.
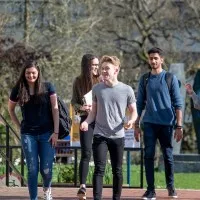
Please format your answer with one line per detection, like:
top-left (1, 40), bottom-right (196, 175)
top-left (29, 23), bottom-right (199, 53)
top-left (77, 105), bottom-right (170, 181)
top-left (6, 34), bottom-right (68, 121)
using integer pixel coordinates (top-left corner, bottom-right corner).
top-left (71, 54), bottom-right (99, 199)
top-left (8, 60), bottom-right (59, 200)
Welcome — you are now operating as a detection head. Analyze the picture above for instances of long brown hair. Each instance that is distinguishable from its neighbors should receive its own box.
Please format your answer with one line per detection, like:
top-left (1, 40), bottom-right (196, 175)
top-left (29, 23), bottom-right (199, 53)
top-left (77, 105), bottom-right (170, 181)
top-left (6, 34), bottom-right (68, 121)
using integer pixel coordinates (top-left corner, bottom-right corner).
top-left (15, 60), bottom-right (45, 105)
top-left (76, 54), bottom-right (99, 97)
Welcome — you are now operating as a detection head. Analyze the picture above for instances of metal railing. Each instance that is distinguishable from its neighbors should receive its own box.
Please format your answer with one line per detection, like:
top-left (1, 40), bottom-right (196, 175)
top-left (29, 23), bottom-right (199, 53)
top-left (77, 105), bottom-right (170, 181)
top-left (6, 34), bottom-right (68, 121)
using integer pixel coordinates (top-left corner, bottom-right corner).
top-left (55, 146), bottom-right (144, 188)
top-left (0, 113), bottom-right (144, 188)
top-left (0, 114), bottom-right (26, 186)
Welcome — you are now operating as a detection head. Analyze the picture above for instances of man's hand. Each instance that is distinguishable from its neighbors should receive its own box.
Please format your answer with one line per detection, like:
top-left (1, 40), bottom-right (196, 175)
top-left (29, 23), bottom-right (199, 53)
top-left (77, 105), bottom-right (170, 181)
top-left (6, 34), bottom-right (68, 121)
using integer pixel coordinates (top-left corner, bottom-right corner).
top-left (174, 128), bottom-right (183, 142)
top-left (134, 127), bottom-right (141, 142)
top-left (80, 121), bottom-right (89, 132)
top-left (124, 119), bottom-right (134, 130)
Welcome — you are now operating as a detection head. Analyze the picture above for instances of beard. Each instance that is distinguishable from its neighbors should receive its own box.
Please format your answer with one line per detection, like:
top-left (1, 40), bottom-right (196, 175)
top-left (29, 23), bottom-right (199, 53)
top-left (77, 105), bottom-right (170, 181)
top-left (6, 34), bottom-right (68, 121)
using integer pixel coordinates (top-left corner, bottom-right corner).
top-left (150, 64), bottom-right (159, 69)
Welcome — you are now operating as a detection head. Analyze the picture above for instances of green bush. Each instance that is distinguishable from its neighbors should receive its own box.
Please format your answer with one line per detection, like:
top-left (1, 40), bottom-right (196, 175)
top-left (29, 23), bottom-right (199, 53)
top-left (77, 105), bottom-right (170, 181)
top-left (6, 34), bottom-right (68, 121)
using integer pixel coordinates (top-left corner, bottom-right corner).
top-left (53, 163), bottom-right (74, 183)
top-left (0, 164), bottom-right (6, 175)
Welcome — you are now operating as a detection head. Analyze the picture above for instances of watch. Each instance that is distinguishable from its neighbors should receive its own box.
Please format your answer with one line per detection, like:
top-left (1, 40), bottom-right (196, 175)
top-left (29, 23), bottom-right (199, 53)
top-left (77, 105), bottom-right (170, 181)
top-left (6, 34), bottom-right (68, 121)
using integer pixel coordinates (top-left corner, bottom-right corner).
top-left (175, 124), bottom-right (183, 129)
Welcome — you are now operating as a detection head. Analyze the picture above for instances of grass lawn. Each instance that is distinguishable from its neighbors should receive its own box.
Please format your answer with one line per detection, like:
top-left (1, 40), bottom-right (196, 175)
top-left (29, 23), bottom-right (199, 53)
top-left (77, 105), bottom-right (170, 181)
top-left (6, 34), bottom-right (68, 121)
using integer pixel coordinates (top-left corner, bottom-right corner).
top-left (1, 163), bottom-right (200, 189)
top-left (123, 165), bottom-right (200, 189)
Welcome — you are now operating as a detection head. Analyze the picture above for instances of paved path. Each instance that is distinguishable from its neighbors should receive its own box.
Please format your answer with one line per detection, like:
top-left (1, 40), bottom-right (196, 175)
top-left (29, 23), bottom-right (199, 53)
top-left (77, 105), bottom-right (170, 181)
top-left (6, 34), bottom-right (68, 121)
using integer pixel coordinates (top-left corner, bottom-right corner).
top-left (0, 187), bottom-right (200, 200)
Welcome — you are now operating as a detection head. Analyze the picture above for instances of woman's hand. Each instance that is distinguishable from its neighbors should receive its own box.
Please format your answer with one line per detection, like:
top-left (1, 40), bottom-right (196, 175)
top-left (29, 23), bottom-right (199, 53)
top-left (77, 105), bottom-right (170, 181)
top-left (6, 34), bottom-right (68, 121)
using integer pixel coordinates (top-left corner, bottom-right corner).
top-left (80, 121), bottom-right (89, 132)
top-left (48, 132), bottom-right (58, 147)
top-left (185, 83), bottom-right (194, 96)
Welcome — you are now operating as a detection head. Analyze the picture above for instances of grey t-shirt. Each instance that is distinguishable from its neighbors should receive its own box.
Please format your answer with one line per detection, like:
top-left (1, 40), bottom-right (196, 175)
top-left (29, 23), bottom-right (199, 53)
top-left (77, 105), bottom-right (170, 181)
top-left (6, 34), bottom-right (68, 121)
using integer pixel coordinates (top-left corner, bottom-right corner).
top-left (92, 81), bottom-right (136, 138)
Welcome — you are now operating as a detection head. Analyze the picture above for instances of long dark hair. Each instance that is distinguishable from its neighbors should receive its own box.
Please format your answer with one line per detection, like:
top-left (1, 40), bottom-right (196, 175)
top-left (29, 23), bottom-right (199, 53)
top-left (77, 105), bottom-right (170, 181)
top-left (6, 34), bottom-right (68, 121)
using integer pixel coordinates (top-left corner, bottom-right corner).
top-left (76, 54), bottom-right (99, 97)
top-left (15, 60), bottom-right (45, 105)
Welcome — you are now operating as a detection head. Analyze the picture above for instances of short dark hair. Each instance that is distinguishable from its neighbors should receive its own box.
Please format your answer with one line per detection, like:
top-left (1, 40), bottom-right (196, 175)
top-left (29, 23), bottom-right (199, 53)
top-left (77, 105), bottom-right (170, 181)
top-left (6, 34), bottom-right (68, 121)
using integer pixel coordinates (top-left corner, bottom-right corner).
top-left (148, 47), bottom-right (164, 57)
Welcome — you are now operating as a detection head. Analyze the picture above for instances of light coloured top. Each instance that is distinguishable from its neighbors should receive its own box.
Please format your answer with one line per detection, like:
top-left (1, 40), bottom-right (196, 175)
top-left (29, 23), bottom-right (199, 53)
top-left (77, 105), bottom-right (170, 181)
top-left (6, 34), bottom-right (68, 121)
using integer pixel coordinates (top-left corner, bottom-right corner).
top-left (92, 82), bottom-right (136, 138)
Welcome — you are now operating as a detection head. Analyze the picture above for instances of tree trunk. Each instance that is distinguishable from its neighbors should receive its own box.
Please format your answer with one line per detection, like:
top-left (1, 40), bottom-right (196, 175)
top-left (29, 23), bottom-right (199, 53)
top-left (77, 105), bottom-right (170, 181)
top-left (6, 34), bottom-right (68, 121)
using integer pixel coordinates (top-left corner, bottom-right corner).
top-left (24, 0), bottom-right (30, 44)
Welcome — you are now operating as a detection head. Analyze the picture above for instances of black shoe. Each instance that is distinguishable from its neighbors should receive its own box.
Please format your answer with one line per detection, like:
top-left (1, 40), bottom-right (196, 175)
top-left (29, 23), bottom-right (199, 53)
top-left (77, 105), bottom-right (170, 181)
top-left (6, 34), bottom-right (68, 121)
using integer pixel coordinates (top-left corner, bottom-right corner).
top-left (77, 187), bottom-right (86, 199)
top-left (168, 187), bottom-right (178, 198)
top-left (142, 190), bottom-right (156, 200)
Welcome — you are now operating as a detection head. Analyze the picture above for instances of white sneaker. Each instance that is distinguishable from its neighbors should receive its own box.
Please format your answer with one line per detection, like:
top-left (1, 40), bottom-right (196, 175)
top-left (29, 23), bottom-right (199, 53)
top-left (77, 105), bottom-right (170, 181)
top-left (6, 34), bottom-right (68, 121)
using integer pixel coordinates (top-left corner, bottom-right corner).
top-left (43, 188), bottom-right (53, 200)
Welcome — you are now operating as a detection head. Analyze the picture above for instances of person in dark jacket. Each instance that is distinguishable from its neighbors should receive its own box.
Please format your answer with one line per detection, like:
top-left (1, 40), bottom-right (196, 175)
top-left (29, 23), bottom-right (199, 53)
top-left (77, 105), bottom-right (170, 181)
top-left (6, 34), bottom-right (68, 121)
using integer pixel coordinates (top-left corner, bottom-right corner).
top-left (186, 71), bottom-right (200, 154)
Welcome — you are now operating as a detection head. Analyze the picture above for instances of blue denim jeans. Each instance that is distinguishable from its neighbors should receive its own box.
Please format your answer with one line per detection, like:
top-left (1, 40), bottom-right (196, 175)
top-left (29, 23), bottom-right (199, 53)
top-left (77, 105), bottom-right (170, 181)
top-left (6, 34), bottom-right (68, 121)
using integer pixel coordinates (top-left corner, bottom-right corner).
top-left (21, 132), bottom-right (55, 200)
top-left (92, 135), bottom-right (124, 200)
top-left (143, 122), bottom-right (174, 191)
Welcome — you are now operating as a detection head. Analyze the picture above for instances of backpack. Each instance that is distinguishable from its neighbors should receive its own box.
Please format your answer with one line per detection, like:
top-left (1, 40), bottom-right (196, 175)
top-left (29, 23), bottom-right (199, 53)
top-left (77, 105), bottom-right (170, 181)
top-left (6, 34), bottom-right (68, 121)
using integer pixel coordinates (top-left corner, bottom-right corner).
top-left (57, 96), bottom-right (72, 139)
top-left (142, 71), bottom-right (174, 101)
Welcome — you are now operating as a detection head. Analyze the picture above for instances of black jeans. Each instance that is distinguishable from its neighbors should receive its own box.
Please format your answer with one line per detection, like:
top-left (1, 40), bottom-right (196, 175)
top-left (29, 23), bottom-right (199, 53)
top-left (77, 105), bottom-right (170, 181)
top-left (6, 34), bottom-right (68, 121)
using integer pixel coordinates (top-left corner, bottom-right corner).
top-left (92, 135), bottom-right (124, 200)
top-left (79, 115), bottom-right (94, 184)
top-left (143, 122), bottom-right (174, 191)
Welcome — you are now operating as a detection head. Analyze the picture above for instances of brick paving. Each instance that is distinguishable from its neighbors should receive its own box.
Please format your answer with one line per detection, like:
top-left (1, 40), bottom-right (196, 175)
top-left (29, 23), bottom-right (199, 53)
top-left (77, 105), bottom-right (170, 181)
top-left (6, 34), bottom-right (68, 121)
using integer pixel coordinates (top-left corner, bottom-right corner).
top-left (0, 187), bottom-right (200, 200)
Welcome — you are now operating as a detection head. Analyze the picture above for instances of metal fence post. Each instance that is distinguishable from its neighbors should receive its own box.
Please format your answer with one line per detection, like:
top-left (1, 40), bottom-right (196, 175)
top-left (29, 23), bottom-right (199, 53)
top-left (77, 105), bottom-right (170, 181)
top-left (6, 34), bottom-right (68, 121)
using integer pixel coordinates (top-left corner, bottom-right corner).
top-left (127, 150), bottom-right (131, 186)
top-left (74, 149), bottom-right (78, 187)
top-left (140, 148), bottom-right (144, 188)
top-left (21, 147), bottom-right (25, 186)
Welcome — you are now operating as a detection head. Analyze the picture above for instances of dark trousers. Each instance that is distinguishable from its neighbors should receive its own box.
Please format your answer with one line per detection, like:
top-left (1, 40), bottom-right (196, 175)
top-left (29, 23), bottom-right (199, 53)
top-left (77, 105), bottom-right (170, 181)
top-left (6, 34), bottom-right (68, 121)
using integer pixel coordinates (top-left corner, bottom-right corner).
top-left (143, 122), bottom-right (174, 191)
top-left (79, 115), bottom-right (94, 184)
top-left (92, 135), bottom-right (124, 200)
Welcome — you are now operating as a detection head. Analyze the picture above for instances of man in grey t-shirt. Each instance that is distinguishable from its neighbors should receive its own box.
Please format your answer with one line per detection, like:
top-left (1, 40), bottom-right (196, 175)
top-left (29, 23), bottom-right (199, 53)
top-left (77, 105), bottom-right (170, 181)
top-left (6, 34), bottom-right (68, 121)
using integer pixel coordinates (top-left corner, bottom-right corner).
top-left (80, 55), bottom-right (137, 200)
